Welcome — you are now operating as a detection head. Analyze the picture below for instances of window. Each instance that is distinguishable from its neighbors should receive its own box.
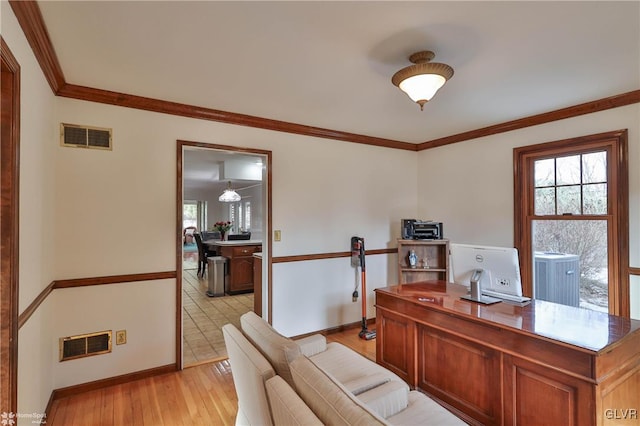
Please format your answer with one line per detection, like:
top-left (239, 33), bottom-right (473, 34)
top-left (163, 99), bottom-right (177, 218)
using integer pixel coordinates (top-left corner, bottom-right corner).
top-left (229, 201), bottom-right (252, 232)
top-left (533, 152), bottom-right (607, 216)
top-left (244, 201), bottom-right (251, 231)
top-left (200, 202), bottom-right (208, 232)
top-left (229, 204), bottom-right (235, 226)
top-left (183, 202), bottom-right (198, 229)
top-left (183, 200), bottom-right (207, 231)
top-left (514, 130), bottom-right (629, 316)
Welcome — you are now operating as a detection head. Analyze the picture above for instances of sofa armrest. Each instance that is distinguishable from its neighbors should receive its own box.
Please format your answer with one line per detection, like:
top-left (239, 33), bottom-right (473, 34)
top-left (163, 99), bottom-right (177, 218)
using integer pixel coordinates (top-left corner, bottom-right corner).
top-left (265, 376), bottom-right (323, 425)
top-left (295, 334), bottom-right (327, 357)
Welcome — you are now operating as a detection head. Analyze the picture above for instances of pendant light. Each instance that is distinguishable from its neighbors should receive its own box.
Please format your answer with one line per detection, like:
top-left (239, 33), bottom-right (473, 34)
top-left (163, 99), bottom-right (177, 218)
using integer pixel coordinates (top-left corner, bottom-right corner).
top-left (392, 50), bottom-right (454, 110)
top-left (219, 181), bottom-right (241, 202)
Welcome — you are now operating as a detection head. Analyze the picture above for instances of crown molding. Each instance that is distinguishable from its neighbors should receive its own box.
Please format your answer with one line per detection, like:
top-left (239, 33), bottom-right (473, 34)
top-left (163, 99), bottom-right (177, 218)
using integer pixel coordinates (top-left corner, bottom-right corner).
top-left (417, 90), bottom-right (640, 150)
top-left (8, 0), bottom-right (65, 93)
top-left (9, 0), bottom-right (640, 153)
top-left (56, 83), bottom-right (417, 151)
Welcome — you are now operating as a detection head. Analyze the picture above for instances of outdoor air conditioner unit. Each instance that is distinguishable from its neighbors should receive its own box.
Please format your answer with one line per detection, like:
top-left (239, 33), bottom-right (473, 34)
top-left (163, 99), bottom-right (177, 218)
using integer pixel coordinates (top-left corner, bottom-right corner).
top-left (534, 252), bottom-right (580, 307)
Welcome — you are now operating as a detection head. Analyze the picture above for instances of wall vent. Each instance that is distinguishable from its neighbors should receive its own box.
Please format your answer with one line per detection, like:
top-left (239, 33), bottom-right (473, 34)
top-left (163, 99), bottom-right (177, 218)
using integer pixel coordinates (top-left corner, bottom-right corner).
top-left (59, 330), bottom-right (112, 362)
top-left (60, 123), bottom-right (112, 150)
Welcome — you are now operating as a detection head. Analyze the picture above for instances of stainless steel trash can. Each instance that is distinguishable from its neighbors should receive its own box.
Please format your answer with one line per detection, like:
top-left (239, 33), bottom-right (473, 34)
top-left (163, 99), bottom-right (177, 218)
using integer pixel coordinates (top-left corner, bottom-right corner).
top-left (206, 256), bottom-right (227, 297)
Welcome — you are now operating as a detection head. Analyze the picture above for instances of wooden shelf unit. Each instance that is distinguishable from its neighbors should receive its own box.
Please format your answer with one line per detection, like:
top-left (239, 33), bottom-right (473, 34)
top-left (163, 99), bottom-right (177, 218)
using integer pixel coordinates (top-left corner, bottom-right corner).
top-left (397, 239), bottom-right (449, 284)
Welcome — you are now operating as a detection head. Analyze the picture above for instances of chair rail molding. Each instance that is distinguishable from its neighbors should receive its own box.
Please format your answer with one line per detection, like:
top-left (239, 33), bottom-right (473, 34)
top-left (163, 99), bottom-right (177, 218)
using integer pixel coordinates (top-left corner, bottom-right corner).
top-left (17, 271), bottom-right (177, 330)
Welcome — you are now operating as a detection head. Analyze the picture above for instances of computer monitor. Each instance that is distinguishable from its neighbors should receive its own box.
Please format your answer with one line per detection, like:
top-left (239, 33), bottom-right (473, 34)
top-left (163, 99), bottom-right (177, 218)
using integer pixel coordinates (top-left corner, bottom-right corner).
top-left (450, 243), bottom-right (524, 299)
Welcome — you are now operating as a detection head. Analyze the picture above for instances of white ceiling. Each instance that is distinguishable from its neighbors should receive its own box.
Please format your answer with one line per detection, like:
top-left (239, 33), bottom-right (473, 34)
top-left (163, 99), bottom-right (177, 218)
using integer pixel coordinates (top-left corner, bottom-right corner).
top-left (38, 1), bottom-right (639, 144)
top-left (183, 148), bottom-right (263, 195)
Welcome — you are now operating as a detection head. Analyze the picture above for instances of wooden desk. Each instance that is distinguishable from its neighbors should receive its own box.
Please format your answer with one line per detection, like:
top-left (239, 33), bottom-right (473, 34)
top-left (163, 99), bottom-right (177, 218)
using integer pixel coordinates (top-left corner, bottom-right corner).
top-left (204, 240), bottom-right (261, 294)
top-left (375, 282), bottom-right (640, 426)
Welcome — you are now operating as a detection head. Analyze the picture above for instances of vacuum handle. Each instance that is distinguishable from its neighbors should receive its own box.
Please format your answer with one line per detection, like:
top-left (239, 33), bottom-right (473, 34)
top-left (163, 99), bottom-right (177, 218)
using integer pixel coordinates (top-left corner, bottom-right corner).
top-left (351, 236), bottom-right (365, 270)
top-left (351, 236), bottom-right (361, 268)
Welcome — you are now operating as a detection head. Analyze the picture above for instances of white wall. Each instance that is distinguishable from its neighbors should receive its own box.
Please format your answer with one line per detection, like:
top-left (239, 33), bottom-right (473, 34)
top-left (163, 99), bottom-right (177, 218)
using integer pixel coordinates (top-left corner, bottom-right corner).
top-left (51, 96), bottom-right (418, 386)
top-left (417, 104), bottom-right (640, 318)
top-left (268, 136), bottom-right (417, 333)
top-left (50, 280), bottom-right (175, 388)
top-left (2, 1), bottom-right (58, 421)
top-left (273, 253), bottom-right (397, 336)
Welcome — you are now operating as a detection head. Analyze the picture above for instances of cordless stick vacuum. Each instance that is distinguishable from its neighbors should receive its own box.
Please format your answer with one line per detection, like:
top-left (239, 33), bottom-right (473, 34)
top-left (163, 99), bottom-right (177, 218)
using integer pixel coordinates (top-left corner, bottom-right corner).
top-left (351, 236), bottom-right (376, 340)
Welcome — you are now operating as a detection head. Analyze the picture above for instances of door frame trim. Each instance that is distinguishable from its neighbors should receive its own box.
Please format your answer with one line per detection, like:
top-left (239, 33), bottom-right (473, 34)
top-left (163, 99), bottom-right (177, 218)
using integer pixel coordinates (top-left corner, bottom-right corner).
top-left (175, 140), bottom-right (272, 369)
top-left (1, 36), bottom-right (21, 415)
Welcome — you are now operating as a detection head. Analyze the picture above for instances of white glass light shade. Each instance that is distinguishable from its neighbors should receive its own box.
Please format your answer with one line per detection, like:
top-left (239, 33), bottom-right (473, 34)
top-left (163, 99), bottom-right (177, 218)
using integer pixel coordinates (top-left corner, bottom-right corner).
top-left (398, 74), bottom-right (447, 104)
top-left (219, 189), bottom-right (241, 202)
top-left (391, 51), bottom-right (454, 110)
top-left (219, 182), bottom-right (241, 202)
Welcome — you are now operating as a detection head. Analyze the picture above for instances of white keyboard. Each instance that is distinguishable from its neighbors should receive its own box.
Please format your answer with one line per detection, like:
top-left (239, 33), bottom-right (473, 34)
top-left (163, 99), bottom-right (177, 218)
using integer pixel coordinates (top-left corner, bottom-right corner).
top-left (482, 289), bottom-right (531, 303)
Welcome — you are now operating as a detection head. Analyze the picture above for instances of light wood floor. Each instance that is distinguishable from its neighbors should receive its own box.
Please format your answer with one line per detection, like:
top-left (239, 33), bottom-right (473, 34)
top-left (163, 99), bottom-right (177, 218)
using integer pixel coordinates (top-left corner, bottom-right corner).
top-left (47, 326), bottom-right (376, 425)
top-left (182, 267), bottom-right (253, 366)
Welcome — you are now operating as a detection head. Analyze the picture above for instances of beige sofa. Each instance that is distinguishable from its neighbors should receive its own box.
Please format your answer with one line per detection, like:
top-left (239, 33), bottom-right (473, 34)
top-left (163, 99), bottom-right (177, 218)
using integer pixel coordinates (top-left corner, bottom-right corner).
top-left (222, 312), bottom-right (465, 425)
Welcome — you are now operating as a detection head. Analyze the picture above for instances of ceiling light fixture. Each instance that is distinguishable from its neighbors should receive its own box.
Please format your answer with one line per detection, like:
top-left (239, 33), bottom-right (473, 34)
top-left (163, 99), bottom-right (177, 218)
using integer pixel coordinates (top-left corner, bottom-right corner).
top-left (391, 51), bottom-right (454, 111)
top-left (219, 181), bottom-right (241, 202)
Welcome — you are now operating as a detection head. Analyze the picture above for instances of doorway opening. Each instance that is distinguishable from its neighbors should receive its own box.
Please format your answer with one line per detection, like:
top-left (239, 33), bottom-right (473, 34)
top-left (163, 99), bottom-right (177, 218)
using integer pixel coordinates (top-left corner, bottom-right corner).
top-left (176, 140), bottom-right (271, 368)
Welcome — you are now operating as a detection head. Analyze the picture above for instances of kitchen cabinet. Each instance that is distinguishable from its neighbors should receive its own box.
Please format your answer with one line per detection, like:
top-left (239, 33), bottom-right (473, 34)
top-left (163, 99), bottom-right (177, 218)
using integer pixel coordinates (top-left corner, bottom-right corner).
top-left (207, 240), bottom-right (262, 295)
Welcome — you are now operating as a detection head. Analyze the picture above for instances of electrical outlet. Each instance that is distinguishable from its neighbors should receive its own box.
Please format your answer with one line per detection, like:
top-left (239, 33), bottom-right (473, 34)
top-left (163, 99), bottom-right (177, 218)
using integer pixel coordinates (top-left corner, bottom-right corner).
top-left (274, 230), bottom-right (281, 241)
top-left (116, 330), bottom-right (127, 345)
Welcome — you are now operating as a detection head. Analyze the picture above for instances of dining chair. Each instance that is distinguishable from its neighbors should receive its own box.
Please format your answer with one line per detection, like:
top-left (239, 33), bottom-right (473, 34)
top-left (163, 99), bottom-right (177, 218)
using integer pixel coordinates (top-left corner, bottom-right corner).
top-left (193, 233), bottom-right (210, 278)
top-left (183, 226), bottom-right (197, 244)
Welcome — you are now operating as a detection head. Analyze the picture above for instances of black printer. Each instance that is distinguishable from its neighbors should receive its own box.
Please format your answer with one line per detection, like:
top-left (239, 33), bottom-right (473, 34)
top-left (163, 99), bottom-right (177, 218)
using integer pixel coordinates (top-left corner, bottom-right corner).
top-left (401, 219), bottom-right (443, 240)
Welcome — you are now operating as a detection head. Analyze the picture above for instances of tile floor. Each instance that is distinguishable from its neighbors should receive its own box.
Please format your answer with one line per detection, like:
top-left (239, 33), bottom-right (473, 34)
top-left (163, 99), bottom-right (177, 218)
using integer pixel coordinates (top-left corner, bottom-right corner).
top-left (182, 257), bottom-right (253, 366)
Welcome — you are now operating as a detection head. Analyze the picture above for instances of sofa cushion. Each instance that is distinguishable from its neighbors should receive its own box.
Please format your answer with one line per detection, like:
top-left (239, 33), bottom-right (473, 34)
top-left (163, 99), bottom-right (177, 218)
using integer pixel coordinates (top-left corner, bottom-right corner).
top-left (310, 342), bottom-right (403, 395)
top-left (240, 312), bottom-right (303, 388)
top-left (265, 376), bottom-right (323, 425)
top-left (386, 391), bottom-right (467, 425)
top-left (288, 355), bottom-right (388, 426)
top-left (357, 380), bottom-right (409, 419)
top-left (294, 333), bottom-right (328, 357)
top-left (241, 311), bottom-right (401, 396)
top-left (222, 324), bottom-right (275, 426)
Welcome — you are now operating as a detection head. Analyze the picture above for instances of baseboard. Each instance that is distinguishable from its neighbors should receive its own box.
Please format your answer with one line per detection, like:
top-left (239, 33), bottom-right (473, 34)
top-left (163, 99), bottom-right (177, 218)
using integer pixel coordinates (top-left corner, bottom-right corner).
top-left (292, 318), bottom-right (376, 340)
top-left (44, 390), bottom-right (56, 423)
top-left (46, 363), bottom-right (177, 408)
